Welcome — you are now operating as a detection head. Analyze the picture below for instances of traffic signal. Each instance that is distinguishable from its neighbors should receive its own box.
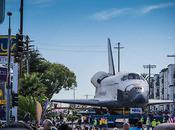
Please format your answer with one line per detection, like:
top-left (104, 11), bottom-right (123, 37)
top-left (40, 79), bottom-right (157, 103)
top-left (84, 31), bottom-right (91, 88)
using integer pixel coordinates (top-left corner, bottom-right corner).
top-left (14, 34), bottom-right (24, 63)
top-left (12, 93), bottom-right (18, 107)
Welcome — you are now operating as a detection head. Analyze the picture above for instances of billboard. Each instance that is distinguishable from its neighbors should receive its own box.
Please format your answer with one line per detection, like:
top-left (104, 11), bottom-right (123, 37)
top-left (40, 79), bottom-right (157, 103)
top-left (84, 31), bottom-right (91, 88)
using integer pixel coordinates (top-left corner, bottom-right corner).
top-left (0, 35), bottom-right (16, 56)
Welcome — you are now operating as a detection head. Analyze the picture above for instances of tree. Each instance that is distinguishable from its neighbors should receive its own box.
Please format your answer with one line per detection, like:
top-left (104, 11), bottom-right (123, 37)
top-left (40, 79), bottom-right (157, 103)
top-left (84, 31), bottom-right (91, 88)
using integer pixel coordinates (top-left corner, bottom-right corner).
top-left (19, 73), bottom-right (47, 97)
top-left (41, 63), bottom-right (77, 99)
top-left (18, 95), bottom-right (36, 121)
top-left (22, 49), bottom-right (50, 74)
top-left (20, 49), bottom-right (77, 100)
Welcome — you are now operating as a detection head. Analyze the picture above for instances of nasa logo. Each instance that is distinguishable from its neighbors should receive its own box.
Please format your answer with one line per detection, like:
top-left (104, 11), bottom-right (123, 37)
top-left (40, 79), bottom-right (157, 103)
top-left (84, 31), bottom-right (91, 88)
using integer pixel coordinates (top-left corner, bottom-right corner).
top-left (130, 108), bottom-right (142, 114)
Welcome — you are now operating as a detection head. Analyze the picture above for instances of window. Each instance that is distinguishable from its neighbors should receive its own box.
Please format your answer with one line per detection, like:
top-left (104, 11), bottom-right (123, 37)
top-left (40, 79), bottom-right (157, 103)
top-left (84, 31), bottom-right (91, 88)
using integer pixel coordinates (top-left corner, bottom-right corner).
top-left (128, 73), bottom-right (140, 80)
top-left (121, 73), bottom-right (144, 81)
top-left (121, 75), bottom-right (128, 81)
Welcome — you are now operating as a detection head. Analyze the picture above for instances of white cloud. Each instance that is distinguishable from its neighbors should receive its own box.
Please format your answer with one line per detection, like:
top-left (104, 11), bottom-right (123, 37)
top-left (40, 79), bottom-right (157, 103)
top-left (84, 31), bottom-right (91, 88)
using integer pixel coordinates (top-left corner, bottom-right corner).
top-left (90, 2), bottom-right (175, 21)
top-left (90, 8), bottom-right (131, 21)
top-left (30, 0), bottom-right (54, 5)
top-left (141, 2), bottom-right (175, 14)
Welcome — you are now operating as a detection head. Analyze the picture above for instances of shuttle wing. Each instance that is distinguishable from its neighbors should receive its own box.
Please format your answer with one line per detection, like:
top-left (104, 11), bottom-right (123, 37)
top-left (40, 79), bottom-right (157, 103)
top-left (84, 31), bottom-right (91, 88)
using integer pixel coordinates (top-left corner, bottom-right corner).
top-left (51, 99), bottom-right (101, 106)
top-left (148, 99), bottom-right (174, 105)
top-left (51, 99), bottom-right (121, 108)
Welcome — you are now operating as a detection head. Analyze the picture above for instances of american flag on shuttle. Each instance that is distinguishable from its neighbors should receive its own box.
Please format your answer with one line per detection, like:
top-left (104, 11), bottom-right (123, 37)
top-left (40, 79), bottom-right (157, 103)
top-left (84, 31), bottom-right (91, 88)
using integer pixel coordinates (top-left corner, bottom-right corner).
top-left (167, 117), bottom-right (175, 123)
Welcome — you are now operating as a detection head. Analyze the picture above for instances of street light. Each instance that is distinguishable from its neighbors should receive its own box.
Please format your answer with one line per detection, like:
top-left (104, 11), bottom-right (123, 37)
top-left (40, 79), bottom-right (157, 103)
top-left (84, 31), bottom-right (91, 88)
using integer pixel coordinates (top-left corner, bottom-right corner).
top-left (6, 11), bottom-right (12, 125)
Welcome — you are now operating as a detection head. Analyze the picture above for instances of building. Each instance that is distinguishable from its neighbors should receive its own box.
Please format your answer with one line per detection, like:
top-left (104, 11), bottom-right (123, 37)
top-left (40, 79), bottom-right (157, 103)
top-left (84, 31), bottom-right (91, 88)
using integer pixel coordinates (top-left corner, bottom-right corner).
top-left (153, 74), bottom-right (160, 99)
top-left (151, 64), bottom-right (175, 112)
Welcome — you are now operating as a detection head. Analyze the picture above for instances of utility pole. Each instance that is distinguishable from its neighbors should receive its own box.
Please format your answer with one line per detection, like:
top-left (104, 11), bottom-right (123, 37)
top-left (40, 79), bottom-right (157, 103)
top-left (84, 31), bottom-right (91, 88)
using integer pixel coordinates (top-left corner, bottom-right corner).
top-left (19, 0), bottom-right (24, 77)
top-left (6, 11), bottom-right (12, 125)
top-left (143, 64), bottom-right (156, 99)
top-left (114, 42), bottom-right (124, 72)
top-left (26, 36), bottom-right (29, 75)
top-left (20, 0), bottom-right (23, 35)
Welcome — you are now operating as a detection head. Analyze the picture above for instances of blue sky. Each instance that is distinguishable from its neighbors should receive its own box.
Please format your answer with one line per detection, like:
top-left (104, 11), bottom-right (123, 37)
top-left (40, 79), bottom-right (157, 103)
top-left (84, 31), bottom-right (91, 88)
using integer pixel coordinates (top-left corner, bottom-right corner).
top-left (0, 0), bottom-right (175, 99)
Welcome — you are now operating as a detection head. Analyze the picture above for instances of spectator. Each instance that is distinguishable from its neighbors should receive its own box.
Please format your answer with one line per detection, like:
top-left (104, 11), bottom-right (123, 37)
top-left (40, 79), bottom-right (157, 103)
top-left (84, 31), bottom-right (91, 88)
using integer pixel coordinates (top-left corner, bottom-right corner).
top-left (155, 123), bottom-right (175, 130)
top-left (42, 119), bottom-right (53, 130)
top-left (146, 117), bottom-right (151, 130)
top-left (123, 122), bottom-right (130, 130)
top-left (151, 119), bottom-right (157, 130)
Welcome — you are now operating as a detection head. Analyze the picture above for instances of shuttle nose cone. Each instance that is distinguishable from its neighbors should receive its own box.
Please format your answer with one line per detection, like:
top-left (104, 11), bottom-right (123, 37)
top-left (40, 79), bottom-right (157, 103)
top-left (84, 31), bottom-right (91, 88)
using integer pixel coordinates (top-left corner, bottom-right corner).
top-left (132, 94), bottom-right (146, 104)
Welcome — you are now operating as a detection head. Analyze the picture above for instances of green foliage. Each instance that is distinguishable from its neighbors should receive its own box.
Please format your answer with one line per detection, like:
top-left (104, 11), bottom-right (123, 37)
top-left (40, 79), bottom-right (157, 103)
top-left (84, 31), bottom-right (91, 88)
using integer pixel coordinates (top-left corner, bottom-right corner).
top-left (19, 73), bottom-right (47, 97)
top-left (41, 63), bottom-right (77, 99)
top-left (42, 106), bottom-right (57, 120)
top-left (66, 110), bottom-right (79, 123)
top-left (22, 49), bottom-right (50, 74)
top-left (19, 49), bottom-right (77, 100)
top-left (18, 48), bottom-right (77, 120)
top-left (18, 95), bottom-right (36, 120)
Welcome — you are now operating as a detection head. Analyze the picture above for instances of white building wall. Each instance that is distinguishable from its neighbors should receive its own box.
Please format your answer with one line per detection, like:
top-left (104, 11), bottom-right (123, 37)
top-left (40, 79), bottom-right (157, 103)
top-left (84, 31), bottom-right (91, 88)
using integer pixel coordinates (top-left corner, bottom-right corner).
top-left (163, 69), bottom-right (168, 100)
top-left (159, 71), bottom-right (164, 100)
top-left (168, 64), bottom-right (175, 112)
top-left (152, 64), bottom-right (175, 113)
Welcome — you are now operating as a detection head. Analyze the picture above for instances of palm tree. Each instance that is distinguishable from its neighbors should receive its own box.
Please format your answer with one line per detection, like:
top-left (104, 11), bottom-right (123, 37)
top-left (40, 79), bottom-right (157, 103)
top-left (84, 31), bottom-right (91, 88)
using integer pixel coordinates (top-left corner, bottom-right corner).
top-left (19, 73), bottom-right (47, 97)
top-left (18, 95), bottom-right (36, 121)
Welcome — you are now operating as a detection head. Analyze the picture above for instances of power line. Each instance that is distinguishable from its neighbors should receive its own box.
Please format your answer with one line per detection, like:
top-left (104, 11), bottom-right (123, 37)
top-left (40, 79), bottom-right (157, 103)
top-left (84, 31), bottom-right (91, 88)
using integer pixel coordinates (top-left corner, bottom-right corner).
top-left (39, 47), bottom-right (108, 53)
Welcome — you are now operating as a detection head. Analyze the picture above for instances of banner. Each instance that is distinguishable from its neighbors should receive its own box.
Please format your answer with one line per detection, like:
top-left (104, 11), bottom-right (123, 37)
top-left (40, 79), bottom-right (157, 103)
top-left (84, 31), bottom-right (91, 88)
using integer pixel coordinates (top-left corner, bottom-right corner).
top-left (0, 35), bottom-right (16, 56)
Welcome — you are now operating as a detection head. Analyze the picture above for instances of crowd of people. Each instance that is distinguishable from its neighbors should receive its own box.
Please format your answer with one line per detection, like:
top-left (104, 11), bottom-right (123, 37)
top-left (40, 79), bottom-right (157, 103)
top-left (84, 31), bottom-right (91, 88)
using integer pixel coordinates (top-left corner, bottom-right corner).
top-left (1, 119), bottom-right (175, 130)
top-left (1, 113), bottom-right (175, 130)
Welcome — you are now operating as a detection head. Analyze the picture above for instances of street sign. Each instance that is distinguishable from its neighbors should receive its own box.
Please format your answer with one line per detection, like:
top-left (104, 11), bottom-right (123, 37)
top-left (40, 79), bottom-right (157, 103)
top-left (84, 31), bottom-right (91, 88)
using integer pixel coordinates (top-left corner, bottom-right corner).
top-left (130, 108), bottom-right (142, 114)
top-left (0, 0), bottom-right (5, 24)
top-left (0, 35), bottom-right (16, 56)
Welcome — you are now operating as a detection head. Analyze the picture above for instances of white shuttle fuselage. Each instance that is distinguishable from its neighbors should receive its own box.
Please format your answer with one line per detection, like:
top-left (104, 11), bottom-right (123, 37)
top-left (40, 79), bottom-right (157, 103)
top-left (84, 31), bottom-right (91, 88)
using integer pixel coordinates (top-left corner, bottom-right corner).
top-left (51, 38), bottom-right (174, 108)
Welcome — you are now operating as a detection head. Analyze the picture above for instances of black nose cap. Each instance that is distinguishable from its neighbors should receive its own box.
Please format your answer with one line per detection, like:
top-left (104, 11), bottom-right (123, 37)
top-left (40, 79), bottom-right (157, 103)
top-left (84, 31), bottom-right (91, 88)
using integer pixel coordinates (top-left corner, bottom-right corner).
top-left (133, 94), bottom-right (146, 104)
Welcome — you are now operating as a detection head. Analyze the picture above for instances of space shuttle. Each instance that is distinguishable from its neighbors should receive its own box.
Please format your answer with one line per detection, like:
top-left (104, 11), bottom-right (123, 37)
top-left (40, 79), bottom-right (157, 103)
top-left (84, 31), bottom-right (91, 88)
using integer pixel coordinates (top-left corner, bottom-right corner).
top-left (51, 38), bottom-right (174, 108)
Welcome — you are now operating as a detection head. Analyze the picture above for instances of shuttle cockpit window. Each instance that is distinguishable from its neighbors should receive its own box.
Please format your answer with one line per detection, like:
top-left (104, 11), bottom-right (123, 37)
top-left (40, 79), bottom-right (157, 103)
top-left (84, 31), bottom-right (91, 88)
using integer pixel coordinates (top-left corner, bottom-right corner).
top-left (121, 73), bottom-right (144, 81)
top-left (128, 73), bottom-right (140, 80)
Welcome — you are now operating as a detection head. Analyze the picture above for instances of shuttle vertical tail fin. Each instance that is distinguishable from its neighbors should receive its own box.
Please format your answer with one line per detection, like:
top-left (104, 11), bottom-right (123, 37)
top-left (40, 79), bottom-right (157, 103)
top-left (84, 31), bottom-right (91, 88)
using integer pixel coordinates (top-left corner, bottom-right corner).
top-left (108, 38), bottom-right (115, 75)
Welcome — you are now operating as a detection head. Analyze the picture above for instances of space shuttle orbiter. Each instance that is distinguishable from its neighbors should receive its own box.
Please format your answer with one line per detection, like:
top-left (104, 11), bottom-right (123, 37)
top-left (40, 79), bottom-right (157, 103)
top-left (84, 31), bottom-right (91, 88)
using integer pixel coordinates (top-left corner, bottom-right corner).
top-left (51, 38), bottom-right (174, 108)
